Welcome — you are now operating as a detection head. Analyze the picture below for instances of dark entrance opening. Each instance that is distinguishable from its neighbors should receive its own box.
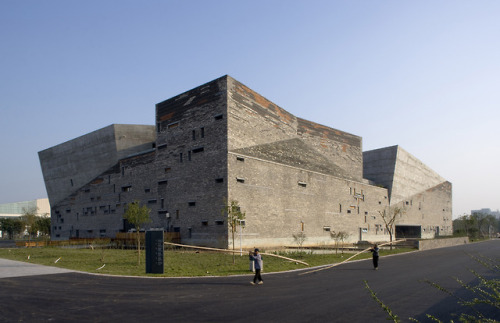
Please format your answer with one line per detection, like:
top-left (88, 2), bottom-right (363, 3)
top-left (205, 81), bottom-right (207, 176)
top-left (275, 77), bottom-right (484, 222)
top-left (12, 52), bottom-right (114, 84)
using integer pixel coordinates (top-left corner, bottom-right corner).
top-left (396, 225), bottom-right (421, 239)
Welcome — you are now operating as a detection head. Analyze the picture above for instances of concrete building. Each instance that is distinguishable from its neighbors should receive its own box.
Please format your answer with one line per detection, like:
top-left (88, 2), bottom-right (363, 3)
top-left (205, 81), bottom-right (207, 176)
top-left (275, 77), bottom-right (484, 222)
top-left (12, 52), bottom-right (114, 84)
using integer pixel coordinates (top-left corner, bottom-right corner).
top-left (39, 75), bottom-right (452, 247)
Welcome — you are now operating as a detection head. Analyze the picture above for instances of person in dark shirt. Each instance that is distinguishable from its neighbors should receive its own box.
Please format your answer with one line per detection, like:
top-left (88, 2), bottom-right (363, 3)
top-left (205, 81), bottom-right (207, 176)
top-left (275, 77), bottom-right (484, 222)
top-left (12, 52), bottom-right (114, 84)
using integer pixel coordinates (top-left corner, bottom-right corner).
top-left (370, 244), bottom-right (379, 270)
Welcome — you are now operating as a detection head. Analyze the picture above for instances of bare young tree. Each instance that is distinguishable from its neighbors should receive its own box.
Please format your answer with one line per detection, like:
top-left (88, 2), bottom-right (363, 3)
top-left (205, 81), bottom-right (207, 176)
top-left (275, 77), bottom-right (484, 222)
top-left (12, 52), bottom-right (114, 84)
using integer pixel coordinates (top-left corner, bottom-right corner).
top-left (222, 199), bottom-right (246, 264)
top-left (293, 232), bottom-right (307, 251)
top-left (123, 201), bottom-right (152, 265)
top-left (378, 206), bottom-right (405, 249)
top-left (331, 231), bottom-right (350, 254)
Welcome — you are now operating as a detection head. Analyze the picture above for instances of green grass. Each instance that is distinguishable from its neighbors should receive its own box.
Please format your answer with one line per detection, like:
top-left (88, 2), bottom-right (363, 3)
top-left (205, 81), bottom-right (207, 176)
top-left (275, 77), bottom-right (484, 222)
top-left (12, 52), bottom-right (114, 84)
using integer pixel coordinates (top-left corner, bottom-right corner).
top-left (0, 246), bottom-right (413, 277)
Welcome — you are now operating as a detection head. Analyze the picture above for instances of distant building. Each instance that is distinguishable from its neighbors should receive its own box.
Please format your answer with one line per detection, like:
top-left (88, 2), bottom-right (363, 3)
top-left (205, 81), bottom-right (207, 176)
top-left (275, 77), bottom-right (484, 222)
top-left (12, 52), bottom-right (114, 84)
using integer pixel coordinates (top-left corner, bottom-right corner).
top-left (39, 75), bottom-right (452, 247)
top-left (0, 198), bottom-right (50, 219)
top-left (471, 208), bottom-right (500, 219)
top-left (0, 198), bottom-right (50, 238)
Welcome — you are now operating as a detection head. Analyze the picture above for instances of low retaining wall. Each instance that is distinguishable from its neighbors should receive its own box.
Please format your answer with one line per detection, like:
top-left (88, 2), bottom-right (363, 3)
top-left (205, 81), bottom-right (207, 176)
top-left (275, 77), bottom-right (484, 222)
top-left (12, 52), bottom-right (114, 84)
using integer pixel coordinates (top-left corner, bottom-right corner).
top-left (418, 237), bottom-right (469, 251)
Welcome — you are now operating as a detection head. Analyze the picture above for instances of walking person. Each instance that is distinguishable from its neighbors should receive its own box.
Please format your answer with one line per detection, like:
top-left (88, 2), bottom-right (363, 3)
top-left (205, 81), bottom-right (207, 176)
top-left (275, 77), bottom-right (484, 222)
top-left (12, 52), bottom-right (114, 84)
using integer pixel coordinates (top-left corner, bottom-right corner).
top-left (370, 244), bottom-right (379, 270)
top-left (249, 248), bottom-right (263, 285)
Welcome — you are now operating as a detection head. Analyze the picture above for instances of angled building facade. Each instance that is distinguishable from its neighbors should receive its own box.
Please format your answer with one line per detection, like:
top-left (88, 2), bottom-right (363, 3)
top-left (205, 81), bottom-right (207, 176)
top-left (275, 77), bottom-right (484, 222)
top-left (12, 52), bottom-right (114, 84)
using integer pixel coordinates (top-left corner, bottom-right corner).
top-left (39, 75), bottom-right (452, 247)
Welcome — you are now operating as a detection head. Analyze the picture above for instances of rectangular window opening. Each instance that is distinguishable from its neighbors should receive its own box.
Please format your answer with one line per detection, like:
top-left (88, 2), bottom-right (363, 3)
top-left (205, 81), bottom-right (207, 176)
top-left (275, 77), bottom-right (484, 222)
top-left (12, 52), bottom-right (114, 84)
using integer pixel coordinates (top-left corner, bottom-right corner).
top-left (215, 178), bottom-right (224, 183)
top-left (215, 220), bottom-right (224, 225)
top-left (192, 147), bottom-right (204, 153)
top-left (188, 201), bottom-right (196, 207)
top-left (121, 185), bottom-right (131, 192)
top-left (201, 127), bottom-right (205, 138)
top-left (214, 114), bottom-right (223, 120)
top-left (298, 181), bottom-right (307, 187)
top-left (201, 221), bottom-right (209, 226)
top-left (236, 156), bottom-right (245, 162)
top-left (323, 226), bottom-right (331, 232)
top-left (236, 177), bottom-right (245, 183)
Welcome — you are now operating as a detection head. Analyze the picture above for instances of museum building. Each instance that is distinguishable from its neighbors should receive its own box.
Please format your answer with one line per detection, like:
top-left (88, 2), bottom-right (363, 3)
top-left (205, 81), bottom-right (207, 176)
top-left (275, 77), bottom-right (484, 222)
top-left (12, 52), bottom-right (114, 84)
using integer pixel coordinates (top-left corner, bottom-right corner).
top-left (39, 75), bottom-right (452, 248)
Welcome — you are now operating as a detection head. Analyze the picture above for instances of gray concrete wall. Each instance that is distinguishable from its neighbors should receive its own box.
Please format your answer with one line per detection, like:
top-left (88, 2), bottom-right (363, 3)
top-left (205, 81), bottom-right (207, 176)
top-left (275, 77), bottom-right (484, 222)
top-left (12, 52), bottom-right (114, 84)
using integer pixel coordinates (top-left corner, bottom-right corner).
top-left (39, 124), bottom-right (155, 207)
top-left (395, 181), bottom-right (453, 239)
top-left (418, 237), bottom-right (469, 250)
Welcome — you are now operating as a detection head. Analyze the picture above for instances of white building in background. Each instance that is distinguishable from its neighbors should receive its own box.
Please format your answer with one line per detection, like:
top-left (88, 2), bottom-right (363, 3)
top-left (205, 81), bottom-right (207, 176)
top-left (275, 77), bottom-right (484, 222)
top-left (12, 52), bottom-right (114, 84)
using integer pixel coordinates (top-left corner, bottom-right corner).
top-left (0, 198), bottom-right (50, 237)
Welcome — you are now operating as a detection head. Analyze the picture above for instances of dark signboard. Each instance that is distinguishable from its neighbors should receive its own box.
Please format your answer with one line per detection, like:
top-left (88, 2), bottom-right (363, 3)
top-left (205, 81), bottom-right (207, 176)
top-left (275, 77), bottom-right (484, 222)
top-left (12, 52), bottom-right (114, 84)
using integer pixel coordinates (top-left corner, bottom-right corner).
top-left (145, 230), bottom-right (164, 274)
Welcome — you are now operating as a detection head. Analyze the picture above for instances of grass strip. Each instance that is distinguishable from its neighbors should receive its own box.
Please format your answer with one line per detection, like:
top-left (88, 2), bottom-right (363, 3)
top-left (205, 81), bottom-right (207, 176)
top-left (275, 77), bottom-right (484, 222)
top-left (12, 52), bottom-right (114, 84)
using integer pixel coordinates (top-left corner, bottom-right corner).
top-left (0, 246), bottom-right (412, 277)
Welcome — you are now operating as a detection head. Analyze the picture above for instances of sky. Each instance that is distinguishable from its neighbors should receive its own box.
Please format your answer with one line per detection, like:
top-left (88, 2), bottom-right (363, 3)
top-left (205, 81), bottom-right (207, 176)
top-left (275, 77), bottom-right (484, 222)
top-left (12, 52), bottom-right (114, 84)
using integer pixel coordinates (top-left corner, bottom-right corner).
top-left (1, 1), bottom-right (499, 218)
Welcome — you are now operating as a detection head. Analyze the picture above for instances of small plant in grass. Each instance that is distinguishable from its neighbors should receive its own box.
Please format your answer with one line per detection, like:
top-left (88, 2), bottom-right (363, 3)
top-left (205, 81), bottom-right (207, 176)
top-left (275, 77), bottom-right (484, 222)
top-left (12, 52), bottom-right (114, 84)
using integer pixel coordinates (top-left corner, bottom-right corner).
top-left (90, 239), bottom-right (111, 263)
top-left (293, 232), bottom-right (307, 253)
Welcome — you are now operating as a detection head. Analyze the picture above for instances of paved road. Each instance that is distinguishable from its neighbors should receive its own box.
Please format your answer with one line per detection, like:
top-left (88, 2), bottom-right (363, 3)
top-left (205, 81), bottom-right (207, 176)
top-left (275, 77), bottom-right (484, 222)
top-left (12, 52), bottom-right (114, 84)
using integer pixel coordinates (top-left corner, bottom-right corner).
top-left (0, 240), bottom-right (498, 322)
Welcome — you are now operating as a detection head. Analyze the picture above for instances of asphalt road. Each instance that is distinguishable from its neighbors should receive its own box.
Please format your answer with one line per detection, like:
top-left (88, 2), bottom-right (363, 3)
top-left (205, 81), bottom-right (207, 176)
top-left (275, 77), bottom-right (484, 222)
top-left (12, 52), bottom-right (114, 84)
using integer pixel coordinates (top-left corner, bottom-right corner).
top-left (0, 240), bottom-right (498, 323)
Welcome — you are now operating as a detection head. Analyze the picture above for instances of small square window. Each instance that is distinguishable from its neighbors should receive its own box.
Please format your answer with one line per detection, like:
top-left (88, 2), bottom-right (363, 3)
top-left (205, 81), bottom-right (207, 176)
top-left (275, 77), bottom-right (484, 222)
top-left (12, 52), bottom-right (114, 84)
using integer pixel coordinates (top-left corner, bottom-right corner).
top-left (121, 186), bottom-right (131, 192)
top-left (202, 221), bottom-right (208, 226)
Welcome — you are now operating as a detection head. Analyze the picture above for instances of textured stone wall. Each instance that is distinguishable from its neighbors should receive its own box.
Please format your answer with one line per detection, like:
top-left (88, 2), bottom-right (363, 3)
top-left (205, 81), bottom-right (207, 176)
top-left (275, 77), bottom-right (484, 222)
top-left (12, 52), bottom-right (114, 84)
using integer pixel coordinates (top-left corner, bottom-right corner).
top-left (227, 152), bottom-right (391, 248)
top-left (51, 77), bottom-right (230, 246)
top-left (227, 76), bottom-right (363, 181)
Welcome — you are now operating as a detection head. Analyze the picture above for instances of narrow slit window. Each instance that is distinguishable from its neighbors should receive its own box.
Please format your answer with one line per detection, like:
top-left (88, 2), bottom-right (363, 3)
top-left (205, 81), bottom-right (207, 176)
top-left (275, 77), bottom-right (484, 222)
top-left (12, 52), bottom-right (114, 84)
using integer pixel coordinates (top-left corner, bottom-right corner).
top-left (236, 177), bottom-right (245, 183)
top-left (192, 147), bottom-right (204, 153)
top-left (236, 156), bottom-right (245, 162)
top-left (298, 181), bottom-right (307, 187)
top-left (201, 127), bottom-right (205, 138)
top-left (214, 114), bottom-right (223, 120)
top-left (215, 178), bottom-right (224, 183)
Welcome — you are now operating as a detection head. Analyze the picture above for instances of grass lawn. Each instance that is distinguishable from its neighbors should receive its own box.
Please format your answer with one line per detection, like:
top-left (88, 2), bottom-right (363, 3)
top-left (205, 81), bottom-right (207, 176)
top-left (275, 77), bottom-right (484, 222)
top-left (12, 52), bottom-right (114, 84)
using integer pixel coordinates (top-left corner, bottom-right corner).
top-left (0, 246), bottom-right (413, 277)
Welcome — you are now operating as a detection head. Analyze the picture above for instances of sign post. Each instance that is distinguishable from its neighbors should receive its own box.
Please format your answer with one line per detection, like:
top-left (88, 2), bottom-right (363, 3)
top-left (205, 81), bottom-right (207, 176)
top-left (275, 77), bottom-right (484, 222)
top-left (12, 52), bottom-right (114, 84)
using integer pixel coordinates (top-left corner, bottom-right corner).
top-left (145, 230), bottom-right (164, 274)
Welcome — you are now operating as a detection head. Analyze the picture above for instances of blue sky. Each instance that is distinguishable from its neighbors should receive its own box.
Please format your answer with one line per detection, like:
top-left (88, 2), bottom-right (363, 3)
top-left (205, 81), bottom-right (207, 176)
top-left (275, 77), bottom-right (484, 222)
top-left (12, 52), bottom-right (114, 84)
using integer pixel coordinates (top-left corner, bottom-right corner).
top-left (1, 1), bottom-right (499, 217)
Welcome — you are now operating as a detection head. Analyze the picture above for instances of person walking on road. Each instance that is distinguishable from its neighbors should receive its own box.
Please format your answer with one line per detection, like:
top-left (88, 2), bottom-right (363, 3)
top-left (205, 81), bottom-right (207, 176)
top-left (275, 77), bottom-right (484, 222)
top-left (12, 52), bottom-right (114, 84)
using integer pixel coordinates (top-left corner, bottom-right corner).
top-left (370, 244), bottom-right (379, 270)
top-left (249, 248), bottom-right (263, 285)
